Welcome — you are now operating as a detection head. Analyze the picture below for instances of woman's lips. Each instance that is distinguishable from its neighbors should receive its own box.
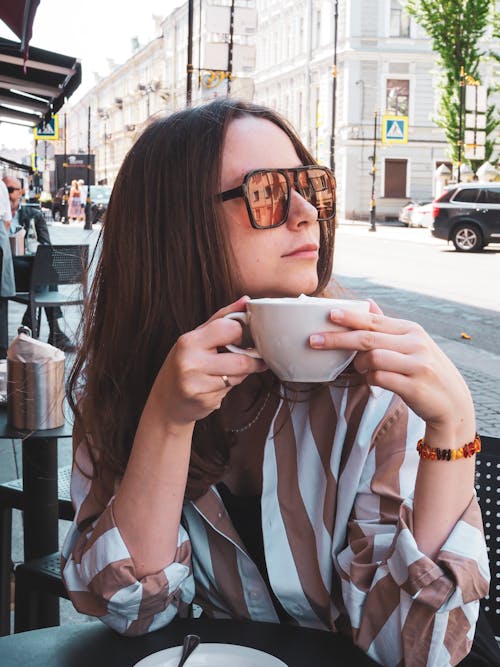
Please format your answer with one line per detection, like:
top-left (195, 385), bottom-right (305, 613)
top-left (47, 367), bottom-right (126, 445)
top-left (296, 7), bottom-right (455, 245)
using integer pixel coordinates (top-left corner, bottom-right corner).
top-left (282, 244), bottom-right (319, 258)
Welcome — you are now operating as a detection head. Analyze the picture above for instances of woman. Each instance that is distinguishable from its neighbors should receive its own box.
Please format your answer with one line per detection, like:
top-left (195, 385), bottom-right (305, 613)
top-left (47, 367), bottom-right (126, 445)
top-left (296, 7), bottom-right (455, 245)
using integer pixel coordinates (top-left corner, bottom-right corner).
top-left (62, 99), bottom-right (494, 666)
top-left (67, 179), bottom-right (82, 221)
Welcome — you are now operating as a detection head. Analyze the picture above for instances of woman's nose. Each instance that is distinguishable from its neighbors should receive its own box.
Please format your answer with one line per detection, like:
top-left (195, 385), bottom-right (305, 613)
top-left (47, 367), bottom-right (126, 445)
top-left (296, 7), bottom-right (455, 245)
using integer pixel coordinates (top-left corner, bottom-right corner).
top-left (286, 188), bottom-right (318, 228)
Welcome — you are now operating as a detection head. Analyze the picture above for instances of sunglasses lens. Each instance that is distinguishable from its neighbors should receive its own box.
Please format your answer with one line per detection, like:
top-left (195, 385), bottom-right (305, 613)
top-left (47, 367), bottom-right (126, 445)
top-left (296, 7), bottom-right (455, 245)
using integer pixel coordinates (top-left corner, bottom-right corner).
top-left (247, 171), bottom-right (288, 227)
top-left (297, 168), bottom-right (335, 221)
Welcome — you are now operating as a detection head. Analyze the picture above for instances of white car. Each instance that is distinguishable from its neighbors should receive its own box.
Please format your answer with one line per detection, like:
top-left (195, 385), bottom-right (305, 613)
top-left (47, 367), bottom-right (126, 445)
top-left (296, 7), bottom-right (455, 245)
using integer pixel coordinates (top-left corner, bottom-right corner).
top-left (409, 201), bottom-right (433, 228)
top-left (398, 199), bottom-right (431, 226)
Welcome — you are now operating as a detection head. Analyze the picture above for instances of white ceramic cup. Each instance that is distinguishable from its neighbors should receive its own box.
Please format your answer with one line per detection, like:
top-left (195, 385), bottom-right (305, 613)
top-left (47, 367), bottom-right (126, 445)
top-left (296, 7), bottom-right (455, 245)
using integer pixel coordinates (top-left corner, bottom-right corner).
top-left (224, 296), bottom-right (370, 382)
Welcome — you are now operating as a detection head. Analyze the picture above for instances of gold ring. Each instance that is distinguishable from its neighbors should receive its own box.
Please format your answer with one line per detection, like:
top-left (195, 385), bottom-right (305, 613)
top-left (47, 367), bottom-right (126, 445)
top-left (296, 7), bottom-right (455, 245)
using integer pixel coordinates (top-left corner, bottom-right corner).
top-left (221, 375), bottom-right (231, 388)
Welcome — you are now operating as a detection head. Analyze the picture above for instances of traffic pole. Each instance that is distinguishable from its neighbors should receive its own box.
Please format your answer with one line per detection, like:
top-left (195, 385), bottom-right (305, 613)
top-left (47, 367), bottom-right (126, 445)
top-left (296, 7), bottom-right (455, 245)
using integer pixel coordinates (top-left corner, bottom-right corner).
top-left (369, 109), bottom-right (378, 232)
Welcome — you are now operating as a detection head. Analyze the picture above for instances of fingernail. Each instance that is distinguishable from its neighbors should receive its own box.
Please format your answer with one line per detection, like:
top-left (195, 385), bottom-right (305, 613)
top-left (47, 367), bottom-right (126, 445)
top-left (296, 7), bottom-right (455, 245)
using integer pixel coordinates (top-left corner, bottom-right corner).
top-left (330, 308), bottom-right (344, 320)
top-left (310, 334), bottom-right (325, 347)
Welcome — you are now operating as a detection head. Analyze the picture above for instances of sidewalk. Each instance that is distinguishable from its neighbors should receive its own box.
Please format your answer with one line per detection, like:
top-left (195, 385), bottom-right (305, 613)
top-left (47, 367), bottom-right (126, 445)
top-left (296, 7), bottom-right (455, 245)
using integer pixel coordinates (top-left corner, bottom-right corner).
top-left (433, 336), bottom-right (500, 437)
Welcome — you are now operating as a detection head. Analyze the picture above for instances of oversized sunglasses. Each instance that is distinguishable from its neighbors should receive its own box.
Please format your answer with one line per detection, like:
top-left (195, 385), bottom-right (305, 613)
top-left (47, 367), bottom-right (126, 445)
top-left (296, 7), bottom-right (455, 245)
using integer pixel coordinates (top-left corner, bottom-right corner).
top-left (7, 186), bottom-right (21, 194)
top-left (218, 165), bottom-right (336, 229)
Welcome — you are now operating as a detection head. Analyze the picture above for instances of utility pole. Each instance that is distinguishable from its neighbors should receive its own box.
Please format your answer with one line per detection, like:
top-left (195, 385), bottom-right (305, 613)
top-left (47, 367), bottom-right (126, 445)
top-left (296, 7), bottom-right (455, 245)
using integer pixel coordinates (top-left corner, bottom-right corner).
top-left (84, 106), bottom-right (92, 230)
top-left (457, 66), bottom-right (465, 183)
top-left (63, 112), bottom-right (68, 219)
top-left (227, 0), bottom-right (235, 94)
top-left (186, 0), bottom-right (194, 106)
top-left (369, 109), bottom-right (378, 232)
top-left (329, 0), bottom-right (339, 172)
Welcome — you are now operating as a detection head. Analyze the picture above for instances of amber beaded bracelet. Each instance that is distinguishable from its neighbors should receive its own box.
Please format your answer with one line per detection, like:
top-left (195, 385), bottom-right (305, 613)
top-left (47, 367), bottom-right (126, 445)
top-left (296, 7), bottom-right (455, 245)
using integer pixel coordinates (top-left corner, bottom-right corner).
top-left (417, 433), bottom-right (481, 461)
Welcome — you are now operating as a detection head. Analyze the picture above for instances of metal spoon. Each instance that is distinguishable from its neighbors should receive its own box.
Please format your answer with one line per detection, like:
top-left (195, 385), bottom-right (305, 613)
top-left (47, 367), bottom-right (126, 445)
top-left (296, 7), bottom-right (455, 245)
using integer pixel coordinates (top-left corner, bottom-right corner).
top-left (176, 634), bottom-right (201, 667)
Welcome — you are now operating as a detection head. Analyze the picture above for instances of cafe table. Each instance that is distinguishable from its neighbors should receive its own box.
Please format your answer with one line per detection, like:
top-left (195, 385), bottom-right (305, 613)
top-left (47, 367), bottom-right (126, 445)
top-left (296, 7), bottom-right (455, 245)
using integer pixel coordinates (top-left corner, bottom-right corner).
top-left (0, 406), bottom-right (73, 629)
top-left (0, 617), bottom-right (380, 667)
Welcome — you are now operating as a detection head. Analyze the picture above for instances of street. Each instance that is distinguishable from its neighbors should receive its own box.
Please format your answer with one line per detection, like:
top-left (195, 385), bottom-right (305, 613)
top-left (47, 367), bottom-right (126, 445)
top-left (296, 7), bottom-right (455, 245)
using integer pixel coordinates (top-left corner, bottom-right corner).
top-left (333, 223), bottom-right (500, 352)
top-left (333, 222), bottom-right (500, 435)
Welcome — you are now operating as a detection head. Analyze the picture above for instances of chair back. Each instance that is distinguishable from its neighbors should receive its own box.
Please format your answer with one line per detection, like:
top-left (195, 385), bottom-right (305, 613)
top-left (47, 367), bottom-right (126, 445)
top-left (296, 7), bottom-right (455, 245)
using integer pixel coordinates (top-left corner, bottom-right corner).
top-left (30, 244), bottom-right (88, 293)
top-left (475, 434), bottom-right (500, 636)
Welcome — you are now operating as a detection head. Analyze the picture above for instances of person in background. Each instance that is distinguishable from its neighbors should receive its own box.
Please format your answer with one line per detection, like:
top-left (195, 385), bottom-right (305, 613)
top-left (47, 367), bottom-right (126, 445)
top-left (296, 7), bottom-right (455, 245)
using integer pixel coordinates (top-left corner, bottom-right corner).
top-left (0, 178), bottom-right (15, 358)
top-left (67, 179), bottom-right (83, 222)
top-left (61, 99), bottom-right (497, 666)
top-left (3, 176), bottom-right (76, 352)
top-left (78, 179), bottom-right (88, 220)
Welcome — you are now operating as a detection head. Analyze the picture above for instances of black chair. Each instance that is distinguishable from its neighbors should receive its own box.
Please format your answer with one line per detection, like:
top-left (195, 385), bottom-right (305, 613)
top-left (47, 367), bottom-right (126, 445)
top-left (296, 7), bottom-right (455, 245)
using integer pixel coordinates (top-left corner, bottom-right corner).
top-left (475, 435), bottom-right (500, 638)
top-left (14, 552), bottom-right (69, 633)
top-left (8, 244), bottom-right (88, 338)
top-left (0, 464), bottom-right (73, 635)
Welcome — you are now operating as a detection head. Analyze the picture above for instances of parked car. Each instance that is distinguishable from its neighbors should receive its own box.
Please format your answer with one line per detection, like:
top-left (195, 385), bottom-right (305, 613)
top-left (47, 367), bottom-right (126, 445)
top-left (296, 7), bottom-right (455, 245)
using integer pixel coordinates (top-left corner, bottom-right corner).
top-left (410, 202), bottom-right (433, 228)
top-left (398, 199), bottom-right (431, 226)
top-left (431, 182), bottom-right (500, 252)
top-left (89, 185), bottom-right (112, 223)
top-left (409, 201), bottom-right (433, 228)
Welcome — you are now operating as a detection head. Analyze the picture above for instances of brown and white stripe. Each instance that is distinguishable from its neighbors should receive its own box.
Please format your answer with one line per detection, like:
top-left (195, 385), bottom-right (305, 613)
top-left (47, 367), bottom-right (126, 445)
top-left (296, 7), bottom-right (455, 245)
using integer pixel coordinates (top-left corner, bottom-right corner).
top-left (62, 384), bottom-right (489, 665)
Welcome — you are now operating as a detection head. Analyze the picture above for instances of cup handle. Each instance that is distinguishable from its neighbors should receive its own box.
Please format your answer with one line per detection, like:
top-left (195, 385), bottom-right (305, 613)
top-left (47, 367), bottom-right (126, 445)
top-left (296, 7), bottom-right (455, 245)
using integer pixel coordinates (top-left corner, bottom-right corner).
top-left (224, 312), bottom-right (262, 359)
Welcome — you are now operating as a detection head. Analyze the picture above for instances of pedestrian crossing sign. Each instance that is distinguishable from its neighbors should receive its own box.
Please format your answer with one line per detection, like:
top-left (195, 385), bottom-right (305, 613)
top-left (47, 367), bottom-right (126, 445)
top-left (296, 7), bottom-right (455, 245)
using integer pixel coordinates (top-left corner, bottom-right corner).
top-left (33, 114), bottom-right (59, 140)
top-left (382, 115), bottom-right (408, 144)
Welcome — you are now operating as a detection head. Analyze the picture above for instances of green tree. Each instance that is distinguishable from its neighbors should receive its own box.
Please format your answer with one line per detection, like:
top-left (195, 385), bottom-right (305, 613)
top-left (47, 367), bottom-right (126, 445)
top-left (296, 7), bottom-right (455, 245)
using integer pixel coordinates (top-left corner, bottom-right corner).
top-left (404, 0), bottom-right (499, 172)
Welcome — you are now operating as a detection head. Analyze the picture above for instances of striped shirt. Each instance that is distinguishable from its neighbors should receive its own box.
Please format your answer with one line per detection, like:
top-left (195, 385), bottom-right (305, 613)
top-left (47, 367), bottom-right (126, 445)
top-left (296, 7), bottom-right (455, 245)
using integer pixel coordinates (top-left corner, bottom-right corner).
top-left (61, 383), bottom-right (489, 666)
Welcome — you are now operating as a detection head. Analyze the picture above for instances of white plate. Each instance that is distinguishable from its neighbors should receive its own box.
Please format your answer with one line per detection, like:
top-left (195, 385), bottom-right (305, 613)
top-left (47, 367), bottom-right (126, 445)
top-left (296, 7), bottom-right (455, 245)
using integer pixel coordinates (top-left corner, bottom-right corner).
top-left (133, 643), bottom-right (288, 667)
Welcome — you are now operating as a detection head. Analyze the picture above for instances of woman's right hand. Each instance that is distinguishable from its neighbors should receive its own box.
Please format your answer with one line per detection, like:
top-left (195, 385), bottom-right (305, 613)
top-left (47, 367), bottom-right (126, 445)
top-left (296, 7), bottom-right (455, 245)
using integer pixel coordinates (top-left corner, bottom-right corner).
top-left (150, 296), bottom-right (267, 428)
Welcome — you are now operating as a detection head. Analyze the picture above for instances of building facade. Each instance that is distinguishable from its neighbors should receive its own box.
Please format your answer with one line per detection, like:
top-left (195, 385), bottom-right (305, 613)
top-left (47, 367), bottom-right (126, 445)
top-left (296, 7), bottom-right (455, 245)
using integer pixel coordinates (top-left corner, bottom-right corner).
top-left (57, 21), bottom-right (167, 186)
top-left (253, 0), bottom-right (499, 219)
top-left (60, 0), bottom-right (499, 218)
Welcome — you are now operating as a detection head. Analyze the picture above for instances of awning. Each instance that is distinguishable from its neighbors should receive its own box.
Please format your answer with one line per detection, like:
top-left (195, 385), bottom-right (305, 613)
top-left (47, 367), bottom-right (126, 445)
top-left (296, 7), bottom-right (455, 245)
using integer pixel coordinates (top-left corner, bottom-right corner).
top-left (0, 154), bottom-right (33, 173)
top-left (0, 0), bottom-right (40, 57)
top-left (0, 36), bottom-right (82, 126)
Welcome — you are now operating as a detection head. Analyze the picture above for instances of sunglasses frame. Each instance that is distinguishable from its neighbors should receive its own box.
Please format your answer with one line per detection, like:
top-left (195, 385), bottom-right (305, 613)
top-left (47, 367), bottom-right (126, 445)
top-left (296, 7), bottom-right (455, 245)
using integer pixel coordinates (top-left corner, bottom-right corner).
top-left (218, 165), bottom-right (335, 230)
top-left (7, 186), bottom-right (21, 194)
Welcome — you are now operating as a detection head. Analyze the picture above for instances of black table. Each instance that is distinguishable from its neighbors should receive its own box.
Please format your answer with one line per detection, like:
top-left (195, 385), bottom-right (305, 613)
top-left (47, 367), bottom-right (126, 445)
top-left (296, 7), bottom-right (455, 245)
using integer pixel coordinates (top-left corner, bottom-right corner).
top-left (0, 407), bottom-right (73, 627)
top-left (0, 618), bottom-right (380, 667)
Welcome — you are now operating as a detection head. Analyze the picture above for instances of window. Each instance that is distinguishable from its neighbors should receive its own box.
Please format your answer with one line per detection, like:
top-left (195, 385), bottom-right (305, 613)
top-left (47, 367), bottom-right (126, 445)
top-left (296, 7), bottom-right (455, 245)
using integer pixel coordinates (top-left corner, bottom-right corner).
top-left (453, 188), bottom-right (479, 203)
top-left (314, 9), bottom-right (321, 48)
top-left (384, 159), bottom-right (407, 198)
top-left (476, 190), bottom-right (489, 204)
top-left (390, 0), bottom-right (410, 37)
top-left (485, 188), bottom-right (500, 204)
top-left (386, 79), bottom-right (409, 116)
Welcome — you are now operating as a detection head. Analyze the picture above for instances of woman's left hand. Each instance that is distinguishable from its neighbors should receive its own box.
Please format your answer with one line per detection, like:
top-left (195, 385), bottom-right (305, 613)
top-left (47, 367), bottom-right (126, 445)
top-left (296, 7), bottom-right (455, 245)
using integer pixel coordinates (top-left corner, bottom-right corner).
top-left (310, 300), bottom-right (475, 440)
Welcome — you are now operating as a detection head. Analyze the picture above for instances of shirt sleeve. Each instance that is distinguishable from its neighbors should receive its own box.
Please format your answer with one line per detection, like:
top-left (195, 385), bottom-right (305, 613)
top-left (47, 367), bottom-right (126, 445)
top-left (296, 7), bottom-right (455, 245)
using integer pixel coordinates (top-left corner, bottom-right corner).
top-left (336, 401), bottom-right (489, 667)
top-left (0, 181), bottom-right (11, 225)
top-left (61, 436), bottom-right (195, 636)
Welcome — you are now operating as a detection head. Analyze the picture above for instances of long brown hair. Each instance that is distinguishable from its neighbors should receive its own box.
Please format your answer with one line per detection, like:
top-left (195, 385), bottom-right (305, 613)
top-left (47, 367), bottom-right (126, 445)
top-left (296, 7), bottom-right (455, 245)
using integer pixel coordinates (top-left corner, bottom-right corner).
top-left (68, 98), bottom-right (336, 500)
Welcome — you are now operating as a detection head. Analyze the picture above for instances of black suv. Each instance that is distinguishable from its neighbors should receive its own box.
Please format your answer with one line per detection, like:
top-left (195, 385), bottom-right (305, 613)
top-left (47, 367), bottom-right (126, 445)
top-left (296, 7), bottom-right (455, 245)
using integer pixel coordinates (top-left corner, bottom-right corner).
top-left (431, 182), bottom-right (500, 252)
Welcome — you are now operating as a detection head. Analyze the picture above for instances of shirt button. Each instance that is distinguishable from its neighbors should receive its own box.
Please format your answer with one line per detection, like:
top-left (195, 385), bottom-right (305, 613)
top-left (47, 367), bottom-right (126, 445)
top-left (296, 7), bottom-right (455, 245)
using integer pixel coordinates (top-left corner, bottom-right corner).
top-left (217, 511), bottom-right (224, 519)
top-left (250, 591), bottom-right (259, 600)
